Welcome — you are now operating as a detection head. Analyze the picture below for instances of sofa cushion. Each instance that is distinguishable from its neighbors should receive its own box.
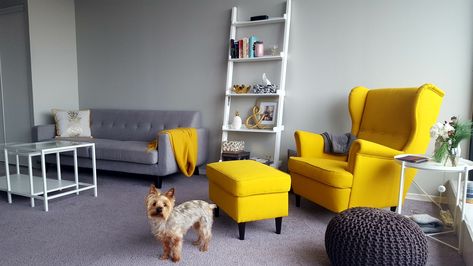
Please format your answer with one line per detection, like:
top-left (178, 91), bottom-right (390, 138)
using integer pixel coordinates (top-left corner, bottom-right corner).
top-left (288, 157), bottom-right (353, 188)
top-left (90, 109), bottom-right (202, 141)
top-left (94, 139), bottom-right (158, 164)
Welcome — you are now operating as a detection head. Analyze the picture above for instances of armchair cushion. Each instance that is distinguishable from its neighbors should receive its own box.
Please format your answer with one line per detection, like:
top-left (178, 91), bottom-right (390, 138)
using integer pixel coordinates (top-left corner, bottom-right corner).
top-left (289, 157), bottom-right (352, 188)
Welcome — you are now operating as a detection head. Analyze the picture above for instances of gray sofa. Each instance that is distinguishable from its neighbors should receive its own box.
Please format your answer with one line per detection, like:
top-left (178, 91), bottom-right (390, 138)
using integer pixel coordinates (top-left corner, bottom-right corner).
top-left (32, 109), bottom-right (208, 188)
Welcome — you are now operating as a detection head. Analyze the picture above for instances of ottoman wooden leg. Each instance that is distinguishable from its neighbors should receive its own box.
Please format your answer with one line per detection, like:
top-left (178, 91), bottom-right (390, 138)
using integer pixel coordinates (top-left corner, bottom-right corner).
top-left (295, 194), bottom-right (301, 207)
top-left (238, 222), bottom-right (246, 240)
top-left (214, 206), bottom-right (220, 217)
top-left (275, 217), bottom-right (282, 234)
top-left (390, 206), bottom-right (397, 212)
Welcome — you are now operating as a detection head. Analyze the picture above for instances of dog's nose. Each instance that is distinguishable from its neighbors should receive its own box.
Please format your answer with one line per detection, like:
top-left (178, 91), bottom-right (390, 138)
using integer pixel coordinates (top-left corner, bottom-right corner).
top-left (156, 207), bottom-right (163, 213)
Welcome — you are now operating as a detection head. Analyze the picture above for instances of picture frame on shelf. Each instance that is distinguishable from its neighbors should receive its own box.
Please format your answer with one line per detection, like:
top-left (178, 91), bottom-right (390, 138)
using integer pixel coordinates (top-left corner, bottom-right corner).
top-left (259, 101), bottom-right (277, 125)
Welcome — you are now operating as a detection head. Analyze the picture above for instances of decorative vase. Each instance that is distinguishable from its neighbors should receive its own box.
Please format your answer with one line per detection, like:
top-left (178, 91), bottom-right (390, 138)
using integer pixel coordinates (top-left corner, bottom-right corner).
top-left (231, 111), bottom-right (242, 129)
top-left (446, 145), bottom-right (461, 167)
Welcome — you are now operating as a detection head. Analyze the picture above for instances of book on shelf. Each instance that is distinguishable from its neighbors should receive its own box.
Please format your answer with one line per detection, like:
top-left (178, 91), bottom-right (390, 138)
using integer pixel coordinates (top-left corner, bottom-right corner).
top-left (397, 155), bottom-right (429, 163)
top-left (238, 39), bottom-right (243, 58)
top-left (249, 35), bottom-right (257, 58)
top-left (242, 37), bottom-right (248, 58)
top-left (229, 36), bottom-right (260, 59)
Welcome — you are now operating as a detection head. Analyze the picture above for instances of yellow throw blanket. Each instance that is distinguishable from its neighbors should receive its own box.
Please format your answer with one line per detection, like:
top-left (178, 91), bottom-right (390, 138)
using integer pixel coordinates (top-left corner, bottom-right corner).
top-left (160, 128), bottom-right (198, 177)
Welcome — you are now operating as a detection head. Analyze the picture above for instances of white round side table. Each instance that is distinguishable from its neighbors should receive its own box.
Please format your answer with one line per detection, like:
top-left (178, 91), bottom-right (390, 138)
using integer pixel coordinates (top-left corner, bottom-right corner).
top-left (394, 154), bottom-right (473, 253)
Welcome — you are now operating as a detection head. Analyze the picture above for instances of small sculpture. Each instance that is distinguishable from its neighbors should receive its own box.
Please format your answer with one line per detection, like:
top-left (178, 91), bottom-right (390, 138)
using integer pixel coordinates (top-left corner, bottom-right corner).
top-left (245, 106), bottom-right (268, 129)
top-left (232, 84), bottom-right (251, 94)
top-left (231, 111), bottom-right (242, 129)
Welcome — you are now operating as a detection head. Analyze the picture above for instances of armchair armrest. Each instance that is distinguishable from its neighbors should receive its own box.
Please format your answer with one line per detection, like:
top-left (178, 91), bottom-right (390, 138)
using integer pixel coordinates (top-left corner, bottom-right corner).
top-left (347, 139), bottom-right (403, 173)
top-left (32, 124), bottom-right (56, 142)
top-left (346, 139), bottom-right (415, 208)
top-left (156, 128), bottom-right (208, 176)
top-left (294, 130), bottom-right (347, 161)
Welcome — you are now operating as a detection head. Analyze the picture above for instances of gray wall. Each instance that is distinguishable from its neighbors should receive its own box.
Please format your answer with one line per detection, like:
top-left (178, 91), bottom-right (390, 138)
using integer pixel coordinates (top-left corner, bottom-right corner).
top-left (28, 0), bottom-right (79, 125)
top-left (0, 6), bottom-right (32, 143)
top-left (75, 0), bottom-right (473, 194)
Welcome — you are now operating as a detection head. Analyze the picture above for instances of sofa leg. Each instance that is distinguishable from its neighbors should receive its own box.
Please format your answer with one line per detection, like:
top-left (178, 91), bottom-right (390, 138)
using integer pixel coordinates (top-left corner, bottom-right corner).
top-left (214, 206), bottom-right (219, 217)
top-left (154, 176), bottom-right (163, 189)
top-left (275, 217), bottom-right (282, 234)
top-left (238, 222), bottom-right (246, 240)
top-left (390, 206), bottom-right (397, 212)
top-left (295, 194), bottom-right (301, 207)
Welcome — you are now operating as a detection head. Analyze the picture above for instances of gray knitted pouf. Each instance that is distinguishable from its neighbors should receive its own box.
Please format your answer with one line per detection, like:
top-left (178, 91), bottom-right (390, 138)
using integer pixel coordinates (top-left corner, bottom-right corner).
top-left (325, 207), bottom-right (428, 266)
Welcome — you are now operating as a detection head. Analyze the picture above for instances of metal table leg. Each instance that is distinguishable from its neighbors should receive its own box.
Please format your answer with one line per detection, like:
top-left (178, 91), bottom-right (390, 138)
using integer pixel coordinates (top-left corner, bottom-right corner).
top-left (41, 151), bottom-right (48, 212)
top-left (397, 161), bottom-right (406, 214)
top-left (91, 144), bottom-right (97, 197)
top-left (4, 149), bottom-right (11, 203)
top-left (28, 155), bottom-right (34, 207)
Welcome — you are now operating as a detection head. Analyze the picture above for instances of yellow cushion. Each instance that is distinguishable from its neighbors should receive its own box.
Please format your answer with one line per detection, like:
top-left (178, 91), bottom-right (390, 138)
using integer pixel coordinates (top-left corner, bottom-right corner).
top-left (206, 160), bottom-right (290, 197)
top-left (288, 157), bottom-right (353, 188)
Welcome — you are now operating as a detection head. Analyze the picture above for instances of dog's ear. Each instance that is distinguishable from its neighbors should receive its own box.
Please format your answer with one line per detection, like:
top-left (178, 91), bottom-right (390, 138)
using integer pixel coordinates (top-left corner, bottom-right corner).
top-left (149, 184), bottom-right (160, 195)
top-left (164, 188), bottom-right (175, 199)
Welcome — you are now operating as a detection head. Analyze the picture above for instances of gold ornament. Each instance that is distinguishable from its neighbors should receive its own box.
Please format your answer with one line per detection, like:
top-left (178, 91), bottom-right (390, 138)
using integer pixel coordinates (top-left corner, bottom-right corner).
top-left (245, 106), bottom-right (269, 129)
top-left (232, 84), bottom-right (251, 94)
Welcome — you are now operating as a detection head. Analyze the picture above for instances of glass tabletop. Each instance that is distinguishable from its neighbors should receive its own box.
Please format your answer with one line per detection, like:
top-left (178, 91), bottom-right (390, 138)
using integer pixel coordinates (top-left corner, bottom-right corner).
top-left (3, 140), bottom-right (91, 153)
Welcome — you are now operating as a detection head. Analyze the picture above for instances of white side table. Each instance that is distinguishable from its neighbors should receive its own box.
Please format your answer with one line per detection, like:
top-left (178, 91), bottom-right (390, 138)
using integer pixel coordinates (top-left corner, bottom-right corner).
top-left (394, 154), bottom-right (473, 253)
top-left (0, 141), bottom-right (97, 212)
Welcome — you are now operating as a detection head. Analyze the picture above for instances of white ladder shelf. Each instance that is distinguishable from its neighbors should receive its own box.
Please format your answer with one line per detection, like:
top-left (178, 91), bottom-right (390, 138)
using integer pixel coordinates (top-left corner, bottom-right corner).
top-left (220, 0), bottom-right (291, 167)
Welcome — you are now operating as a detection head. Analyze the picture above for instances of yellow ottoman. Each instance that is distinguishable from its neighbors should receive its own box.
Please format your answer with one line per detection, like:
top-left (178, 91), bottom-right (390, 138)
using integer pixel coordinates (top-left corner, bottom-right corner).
top-left (206, 160), bottom-right (291, 240)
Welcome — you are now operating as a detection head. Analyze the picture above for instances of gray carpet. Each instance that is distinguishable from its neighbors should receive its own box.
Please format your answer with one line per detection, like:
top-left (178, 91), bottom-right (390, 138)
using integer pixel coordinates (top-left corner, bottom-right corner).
top-left (0, 168), bottom-right (465, 266)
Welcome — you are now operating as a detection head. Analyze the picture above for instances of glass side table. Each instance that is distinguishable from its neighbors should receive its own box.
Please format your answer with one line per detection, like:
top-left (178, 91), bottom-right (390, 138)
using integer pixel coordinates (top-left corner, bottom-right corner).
top-left (0, 140), bottom-right (97, 212)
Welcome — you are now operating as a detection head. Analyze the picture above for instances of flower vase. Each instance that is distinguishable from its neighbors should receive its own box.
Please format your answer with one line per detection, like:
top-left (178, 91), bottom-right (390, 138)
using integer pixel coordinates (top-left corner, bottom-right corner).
top-left (446, 146), bottom-right (461, 167)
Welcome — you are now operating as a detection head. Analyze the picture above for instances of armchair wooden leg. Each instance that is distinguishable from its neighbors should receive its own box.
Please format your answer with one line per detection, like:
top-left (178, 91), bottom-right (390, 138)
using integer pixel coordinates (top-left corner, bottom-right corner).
top-left (194, 167), bottom-right (200, 176)
top-left (275, 217), bottom-right (282, 234)
top-left (238, 222), bottom-right (246, 240)
top-left (213, 206), bottom-right (219, 217)
top-left (295, 194), bottom-right (301, 207)
top-left (154, 176), bottom-right (163, 189)
top-left (390, 206), bottom-right (397, 212)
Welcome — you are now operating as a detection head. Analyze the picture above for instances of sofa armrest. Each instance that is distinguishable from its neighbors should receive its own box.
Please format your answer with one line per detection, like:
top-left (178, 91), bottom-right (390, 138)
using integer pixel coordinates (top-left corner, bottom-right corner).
top-left (32, 124), bottom-right (56, 142)
top-left (157, 128), bottom-right (208, 176)
top-left (196, 128), bottom-right (208, 166)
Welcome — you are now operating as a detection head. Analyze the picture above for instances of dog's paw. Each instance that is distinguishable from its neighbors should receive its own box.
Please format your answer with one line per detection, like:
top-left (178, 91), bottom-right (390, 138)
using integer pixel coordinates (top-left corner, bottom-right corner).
top-left (192, 240), bottom-right (200, 246)
top-left (199, 245), bottom-right (209, 252)
top-left (159, 254), bottom-right (169, 260)
top-left (171, 256), bottom-right (181, 262)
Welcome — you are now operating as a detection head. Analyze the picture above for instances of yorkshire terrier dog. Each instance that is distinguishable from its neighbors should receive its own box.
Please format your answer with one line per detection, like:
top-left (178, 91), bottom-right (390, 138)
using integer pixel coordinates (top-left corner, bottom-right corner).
top-left (145, 184), bottom-right (216, 262)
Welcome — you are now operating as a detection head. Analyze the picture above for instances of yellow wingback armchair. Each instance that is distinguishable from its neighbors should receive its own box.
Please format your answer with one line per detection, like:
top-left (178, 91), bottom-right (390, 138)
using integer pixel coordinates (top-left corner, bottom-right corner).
top-left (288, 84), bottom-right (444, 213)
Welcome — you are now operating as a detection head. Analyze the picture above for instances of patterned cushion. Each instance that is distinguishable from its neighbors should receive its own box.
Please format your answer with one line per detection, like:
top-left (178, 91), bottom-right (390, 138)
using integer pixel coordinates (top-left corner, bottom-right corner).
top-left (53, 109), bottom-right (92, 138)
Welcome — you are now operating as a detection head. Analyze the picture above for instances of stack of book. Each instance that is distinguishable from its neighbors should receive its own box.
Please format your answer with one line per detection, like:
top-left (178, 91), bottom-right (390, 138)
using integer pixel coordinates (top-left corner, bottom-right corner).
top-left (230, 36), bottom-right (259, 59)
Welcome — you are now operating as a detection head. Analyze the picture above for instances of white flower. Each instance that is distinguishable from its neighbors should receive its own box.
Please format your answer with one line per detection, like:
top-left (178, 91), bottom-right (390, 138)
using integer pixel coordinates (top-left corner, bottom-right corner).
top-left (430, 122), bottom-right (443, 139)
top-left (430, 121), bottom-right (455, 141)
top-left (440, 123), bottom-right (454, 139)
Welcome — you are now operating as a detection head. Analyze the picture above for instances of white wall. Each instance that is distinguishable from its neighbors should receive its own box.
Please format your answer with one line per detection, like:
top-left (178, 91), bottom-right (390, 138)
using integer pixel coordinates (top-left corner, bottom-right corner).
top-left (75, 0), bottom-right (473, 194)
top-left (28, 0), bottom-right (79, 125)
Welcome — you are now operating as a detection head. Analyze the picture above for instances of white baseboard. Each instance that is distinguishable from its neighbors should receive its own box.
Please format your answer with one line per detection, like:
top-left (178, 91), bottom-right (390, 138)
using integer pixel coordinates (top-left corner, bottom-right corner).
top-left (406, 192), bottom-right (446, 204)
